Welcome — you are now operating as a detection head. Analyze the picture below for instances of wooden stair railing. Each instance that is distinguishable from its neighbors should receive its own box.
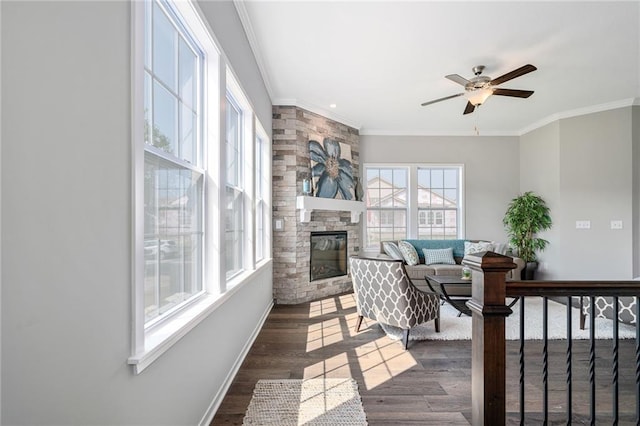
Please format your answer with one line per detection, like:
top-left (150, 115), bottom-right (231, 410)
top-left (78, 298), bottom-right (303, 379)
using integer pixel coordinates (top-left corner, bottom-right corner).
top-left (463, 251), bottom-right (640, 426)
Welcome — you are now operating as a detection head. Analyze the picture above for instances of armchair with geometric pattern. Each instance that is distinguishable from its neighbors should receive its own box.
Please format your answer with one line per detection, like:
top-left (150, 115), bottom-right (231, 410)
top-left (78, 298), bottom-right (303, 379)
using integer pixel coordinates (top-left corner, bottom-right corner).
top-left (349, 256), bottom-right (440, 349)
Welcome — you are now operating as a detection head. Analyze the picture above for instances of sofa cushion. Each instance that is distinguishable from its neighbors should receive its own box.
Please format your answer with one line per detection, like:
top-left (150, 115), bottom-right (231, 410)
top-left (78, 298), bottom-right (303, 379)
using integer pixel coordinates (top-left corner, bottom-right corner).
top-left (398, 240), bottom-right (419, 265)
top-left (432, 264), bottom-right (464, 275)
top-left (382, 241), bottom-right (404, 260)
top-left (404, 239), bottom-right (466, 262)
top-left (403, 264), bottom-right (437, 281)
top-left (423, 247), bottom-right (456, 265)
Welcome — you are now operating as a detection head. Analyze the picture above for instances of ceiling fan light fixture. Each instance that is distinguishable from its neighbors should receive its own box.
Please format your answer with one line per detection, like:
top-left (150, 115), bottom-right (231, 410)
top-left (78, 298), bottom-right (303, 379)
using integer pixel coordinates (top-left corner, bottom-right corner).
top-left (467, 88), bottom-right (493, 106)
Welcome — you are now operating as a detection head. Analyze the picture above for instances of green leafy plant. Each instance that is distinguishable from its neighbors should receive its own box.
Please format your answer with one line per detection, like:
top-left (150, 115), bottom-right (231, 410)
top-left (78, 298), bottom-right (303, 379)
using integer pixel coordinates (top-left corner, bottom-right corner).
top-left (503, 191), bottom-right (552, 263)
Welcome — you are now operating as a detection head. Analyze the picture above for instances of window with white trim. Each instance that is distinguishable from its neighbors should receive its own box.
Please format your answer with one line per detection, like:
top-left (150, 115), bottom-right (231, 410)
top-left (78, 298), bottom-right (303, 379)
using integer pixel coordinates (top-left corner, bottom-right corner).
top-left (417, 167), bottom-right (459, 239)
top-left (143, 0), bottom-right (204, 324)
top-left (255, 130), bottom-right (268, 262)
top-left (364, 164), bottom-right (463, 251)
top-left (225, 93), bottom-right (244, 279)
top-left (365, 168), bottom-right (408, 248)
top-left (131, 0), bottom-right (272, 374)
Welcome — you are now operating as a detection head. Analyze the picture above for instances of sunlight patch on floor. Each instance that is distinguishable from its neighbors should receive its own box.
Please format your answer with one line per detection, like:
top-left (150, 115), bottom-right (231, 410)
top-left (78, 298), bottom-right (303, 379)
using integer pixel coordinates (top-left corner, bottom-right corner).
top-left (303, 352), bottom-right (352, 379)
top-left (309, 297), bottom-right (338, 318)
top-left (306, 318), bottom-right (344, 352)
top-left (344, 312), bottom-right (375, 337)
top-left (338, 293), bottom-right (357, 310)
top-left (355, 337), bottom-right (418, 390)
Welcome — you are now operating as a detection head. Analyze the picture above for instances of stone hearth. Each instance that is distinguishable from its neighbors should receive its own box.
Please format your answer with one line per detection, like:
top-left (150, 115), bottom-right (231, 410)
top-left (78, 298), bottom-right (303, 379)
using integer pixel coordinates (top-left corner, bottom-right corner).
top-left (272, 106), bottom-right (361, 304)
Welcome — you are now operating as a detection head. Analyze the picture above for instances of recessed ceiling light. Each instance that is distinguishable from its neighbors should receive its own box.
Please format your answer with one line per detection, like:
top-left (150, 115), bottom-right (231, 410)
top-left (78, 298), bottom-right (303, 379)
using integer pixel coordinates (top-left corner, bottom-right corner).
top-left (329, 104), bottom-right (337, 108)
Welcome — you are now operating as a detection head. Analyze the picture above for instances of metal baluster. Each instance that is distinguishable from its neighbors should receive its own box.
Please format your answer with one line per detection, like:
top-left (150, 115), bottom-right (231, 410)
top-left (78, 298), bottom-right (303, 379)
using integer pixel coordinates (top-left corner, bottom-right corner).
top-left (566, 296), bottom-right (572, 425)
top-left (543, 296), bottom-right (549, 425)
top-left (520, 296), bottom-right (526, 425)
top-left (613, 296), bottom-right (619, 426)
top-left (635, 296), bottom-right (639, 426)
top-left (589, 295), bottom-right (596, 426)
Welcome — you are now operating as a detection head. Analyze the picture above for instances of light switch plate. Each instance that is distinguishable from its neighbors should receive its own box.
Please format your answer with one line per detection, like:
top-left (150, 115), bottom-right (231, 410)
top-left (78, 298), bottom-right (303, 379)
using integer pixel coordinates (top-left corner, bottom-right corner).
top-left (576, 220), bottom-right (591, 229)
top-left (611, 220), bottom-right (623, 230)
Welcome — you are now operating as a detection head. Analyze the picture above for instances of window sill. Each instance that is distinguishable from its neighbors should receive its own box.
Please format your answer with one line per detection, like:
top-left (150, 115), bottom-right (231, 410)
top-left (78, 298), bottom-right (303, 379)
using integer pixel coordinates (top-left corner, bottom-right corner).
top-left (128, 260), bottom-right (272, 374)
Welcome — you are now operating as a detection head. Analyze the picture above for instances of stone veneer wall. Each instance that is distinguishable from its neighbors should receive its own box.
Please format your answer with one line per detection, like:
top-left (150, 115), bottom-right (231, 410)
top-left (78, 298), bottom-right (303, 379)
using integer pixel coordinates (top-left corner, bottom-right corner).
top-left (272, 106), bottom-right (361, 304)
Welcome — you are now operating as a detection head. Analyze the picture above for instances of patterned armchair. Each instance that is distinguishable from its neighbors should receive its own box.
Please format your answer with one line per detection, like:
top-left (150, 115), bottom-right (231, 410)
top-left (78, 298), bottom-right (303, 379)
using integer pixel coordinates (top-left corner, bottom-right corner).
top-left (580, 296), bottom-right (637, 327)
top-left (349, 256), bottom-right (440, 349)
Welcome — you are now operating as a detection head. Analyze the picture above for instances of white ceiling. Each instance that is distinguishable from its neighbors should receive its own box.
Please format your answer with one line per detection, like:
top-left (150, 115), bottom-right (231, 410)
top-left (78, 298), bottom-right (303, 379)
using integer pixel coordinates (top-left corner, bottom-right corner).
top-left (235, 1), bottom-right (640, 136)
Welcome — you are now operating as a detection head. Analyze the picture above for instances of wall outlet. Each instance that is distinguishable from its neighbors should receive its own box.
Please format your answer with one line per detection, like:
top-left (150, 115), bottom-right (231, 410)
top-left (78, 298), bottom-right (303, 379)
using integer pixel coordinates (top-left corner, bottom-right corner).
top-left (611, 220), bottom-right (623, 230)
top-left (575, 220), bottom-right (591, 229)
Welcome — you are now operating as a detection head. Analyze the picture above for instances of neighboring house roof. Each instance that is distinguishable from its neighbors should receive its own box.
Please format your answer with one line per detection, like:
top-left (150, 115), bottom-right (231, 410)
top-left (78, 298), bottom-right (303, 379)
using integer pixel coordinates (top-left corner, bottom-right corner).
top-left (366, 176), bottom-right (456, 208)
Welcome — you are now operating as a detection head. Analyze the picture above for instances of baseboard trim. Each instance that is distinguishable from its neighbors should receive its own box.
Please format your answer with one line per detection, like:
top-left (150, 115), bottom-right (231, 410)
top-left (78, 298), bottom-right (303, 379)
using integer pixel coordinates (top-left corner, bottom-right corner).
top-left (198, 298), bottom-right (274, 426)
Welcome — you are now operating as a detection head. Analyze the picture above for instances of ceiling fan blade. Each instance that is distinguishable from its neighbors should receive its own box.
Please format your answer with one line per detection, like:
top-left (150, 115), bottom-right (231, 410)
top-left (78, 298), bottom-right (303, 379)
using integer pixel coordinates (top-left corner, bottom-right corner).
top-left (421, 92), bottom-right (464, 107)
top-left (492, 88), bottom-right (534, 98)
top-left (445, 74), bottom-right (470, 86)
top-left (463, 101), bottom-right (475, 115)
top-left (490, 64), bottom-right (537, 86)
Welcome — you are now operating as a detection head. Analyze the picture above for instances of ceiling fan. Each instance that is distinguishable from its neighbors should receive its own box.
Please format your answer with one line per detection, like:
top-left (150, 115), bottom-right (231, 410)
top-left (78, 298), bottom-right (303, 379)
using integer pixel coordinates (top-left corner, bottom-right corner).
top-left (421, 64), bottom-right (537, 115)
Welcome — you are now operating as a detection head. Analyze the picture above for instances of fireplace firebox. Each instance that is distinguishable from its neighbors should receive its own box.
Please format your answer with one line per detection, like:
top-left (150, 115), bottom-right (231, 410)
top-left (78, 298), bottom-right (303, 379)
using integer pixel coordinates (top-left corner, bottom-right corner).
top-left (310, 231), bottom-right (348, 282)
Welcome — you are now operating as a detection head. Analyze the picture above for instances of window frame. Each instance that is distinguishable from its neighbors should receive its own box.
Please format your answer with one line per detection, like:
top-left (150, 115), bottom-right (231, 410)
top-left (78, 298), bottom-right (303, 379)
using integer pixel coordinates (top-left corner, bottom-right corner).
top-left (129, 0), bottom-right (272, 374)
top-left (362, 163), bottom-right (465, 254)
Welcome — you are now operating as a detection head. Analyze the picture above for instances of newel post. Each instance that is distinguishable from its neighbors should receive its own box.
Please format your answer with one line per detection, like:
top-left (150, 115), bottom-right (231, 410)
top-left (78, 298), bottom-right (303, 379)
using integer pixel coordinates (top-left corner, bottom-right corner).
top-left (462, 251), bottom-right (517, 426)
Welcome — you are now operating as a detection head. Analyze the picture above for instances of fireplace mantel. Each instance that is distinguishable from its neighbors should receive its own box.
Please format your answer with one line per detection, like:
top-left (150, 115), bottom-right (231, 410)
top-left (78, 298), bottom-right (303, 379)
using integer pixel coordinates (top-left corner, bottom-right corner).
top-left (296, 196), bottom-right (365, 223)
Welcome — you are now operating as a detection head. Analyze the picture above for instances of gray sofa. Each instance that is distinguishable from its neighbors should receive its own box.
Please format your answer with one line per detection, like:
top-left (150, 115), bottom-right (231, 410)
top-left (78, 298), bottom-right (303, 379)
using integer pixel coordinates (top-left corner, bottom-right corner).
top-left (378, 239), bottom-right (525, 285)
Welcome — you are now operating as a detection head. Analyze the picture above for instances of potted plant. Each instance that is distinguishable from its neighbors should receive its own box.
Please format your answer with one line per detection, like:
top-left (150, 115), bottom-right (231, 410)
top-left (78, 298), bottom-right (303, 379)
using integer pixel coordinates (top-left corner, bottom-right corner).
top-left (503, 191), bottom-right (552, 279)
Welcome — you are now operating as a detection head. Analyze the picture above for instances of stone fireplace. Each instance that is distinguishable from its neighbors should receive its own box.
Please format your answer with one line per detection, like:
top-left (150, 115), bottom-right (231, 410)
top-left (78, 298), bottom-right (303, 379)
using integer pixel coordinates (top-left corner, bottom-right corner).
top-left (272, 106), bottom-right (361, 304)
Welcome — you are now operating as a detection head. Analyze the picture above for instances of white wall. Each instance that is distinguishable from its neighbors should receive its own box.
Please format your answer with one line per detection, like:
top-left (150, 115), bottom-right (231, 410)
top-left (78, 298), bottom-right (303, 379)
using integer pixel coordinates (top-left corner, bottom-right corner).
top-left (519, 121), bottom-right (560, 279)
top-left (359, 135), bottom-right (521, 242)
top-left (1, 1), bottom-right (272, 425)
top-left (520, 107), bottom-right (635, 279)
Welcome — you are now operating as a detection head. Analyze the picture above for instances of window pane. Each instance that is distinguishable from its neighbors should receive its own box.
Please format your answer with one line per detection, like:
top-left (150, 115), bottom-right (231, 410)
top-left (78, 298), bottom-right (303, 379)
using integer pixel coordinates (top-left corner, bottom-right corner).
top-left (444, 169), bottom-right (457, 188)
top-left (444, 188), bottom-right (457, 206)
top-left (431, 169), bottom-right (444, 187)
top-left (180, 105), bottom-right (196, 164)
top-left (153, 2), bottom-right (176, 91)
top-left (144, 72), bottom-right (152, 145)
top-left (225, 186), bottom-right (243, 277)
top-left (153, 81), bottom-right (177, 154)
top-left (144, 152), bottom-right (203, 322)
top-left (226, 100), bottom-right (241, 187)
top-left (179, 38), bottom-right (196, 109)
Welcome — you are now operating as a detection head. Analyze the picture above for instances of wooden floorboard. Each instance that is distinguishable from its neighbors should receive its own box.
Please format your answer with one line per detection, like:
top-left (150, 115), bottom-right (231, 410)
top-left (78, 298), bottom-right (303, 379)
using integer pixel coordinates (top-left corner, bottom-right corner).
top-left (211, 293), bottom-right (639, 425)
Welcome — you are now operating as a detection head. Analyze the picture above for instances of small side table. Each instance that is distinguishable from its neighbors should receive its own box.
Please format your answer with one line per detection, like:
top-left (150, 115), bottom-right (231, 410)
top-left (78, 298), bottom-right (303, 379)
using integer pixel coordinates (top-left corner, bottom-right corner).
top-left (425, 275), bottom-right (473, 316)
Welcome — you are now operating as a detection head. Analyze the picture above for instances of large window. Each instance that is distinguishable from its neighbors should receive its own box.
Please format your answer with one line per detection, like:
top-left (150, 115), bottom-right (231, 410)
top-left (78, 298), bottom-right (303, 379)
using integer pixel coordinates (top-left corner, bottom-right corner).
top-left (417, 167), bottom-right (459, 239)
top-left (364, 164), bottom-right (463, 251)
top-left (143, 0), bottom-right (204, 324)
top-left (365, 168), bottom-right (408, 248)
top-left (131, 0), bottom-right (272, 374)
top-left (225, 94), bottom-right (244, 279)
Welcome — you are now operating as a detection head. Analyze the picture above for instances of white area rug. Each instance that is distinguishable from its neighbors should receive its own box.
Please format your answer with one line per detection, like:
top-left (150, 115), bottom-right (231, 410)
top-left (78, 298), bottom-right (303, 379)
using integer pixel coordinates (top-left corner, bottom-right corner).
top-left (243, 378), bottom-right (368, 425)
top-left (380, 297), bottom-right (637, 341)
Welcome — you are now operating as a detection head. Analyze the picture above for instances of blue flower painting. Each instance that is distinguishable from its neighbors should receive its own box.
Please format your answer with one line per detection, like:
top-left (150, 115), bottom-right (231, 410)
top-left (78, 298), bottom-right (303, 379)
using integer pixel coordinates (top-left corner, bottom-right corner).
top-left (309, 138), bottom-right (355, 200)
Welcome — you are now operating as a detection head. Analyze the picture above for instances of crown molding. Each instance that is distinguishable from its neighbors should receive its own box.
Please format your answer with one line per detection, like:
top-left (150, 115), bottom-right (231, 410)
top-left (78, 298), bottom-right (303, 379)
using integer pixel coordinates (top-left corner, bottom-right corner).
top-left (272, 98), bottom-right (362, 131)
top-left (233, 0), bottom-right (274, 100)
top-left (518, 98), bottom-right (638, 136)
top-left (359, 129), bottom-right (518, 137)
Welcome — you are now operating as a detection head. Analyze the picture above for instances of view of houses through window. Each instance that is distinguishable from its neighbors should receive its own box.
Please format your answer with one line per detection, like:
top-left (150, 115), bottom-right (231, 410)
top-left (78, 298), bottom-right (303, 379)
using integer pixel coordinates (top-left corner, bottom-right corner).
top-left (134, 0), bottom-right (271, 360)
top-left (364, 165), bottom-right (463, 251)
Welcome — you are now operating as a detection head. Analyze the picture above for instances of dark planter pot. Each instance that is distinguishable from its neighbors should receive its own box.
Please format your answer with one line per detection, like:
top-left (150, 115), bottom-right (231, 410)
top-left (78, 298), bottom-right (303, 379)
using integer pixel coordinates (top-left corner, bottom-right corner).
top-left (521, 261), bottom-right (538, 280)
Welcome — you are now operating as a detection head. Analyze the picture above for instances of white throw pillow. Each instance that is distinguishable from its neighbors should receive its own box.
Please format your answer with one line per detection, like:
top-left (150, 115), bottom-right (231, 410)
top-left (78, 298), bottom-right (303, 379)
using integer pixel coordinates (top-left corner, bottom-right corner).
top-left (382, 241), bottom-right (404, 261)
top-left (398, 241), bottom-right (419, 266)
top-left (464, 241), bottom-right (494, 259)
top-left (423, 248), bottom-right (456, 265)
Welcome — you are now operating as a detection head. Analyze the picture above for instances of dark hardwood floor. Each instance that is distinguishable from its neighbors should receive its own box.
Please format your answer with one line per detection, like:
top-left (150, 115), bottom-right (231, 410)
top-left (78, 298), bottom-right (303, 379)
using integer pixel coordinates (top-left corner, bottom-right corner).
top-left (211, 293), bottom-right (639, 425)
